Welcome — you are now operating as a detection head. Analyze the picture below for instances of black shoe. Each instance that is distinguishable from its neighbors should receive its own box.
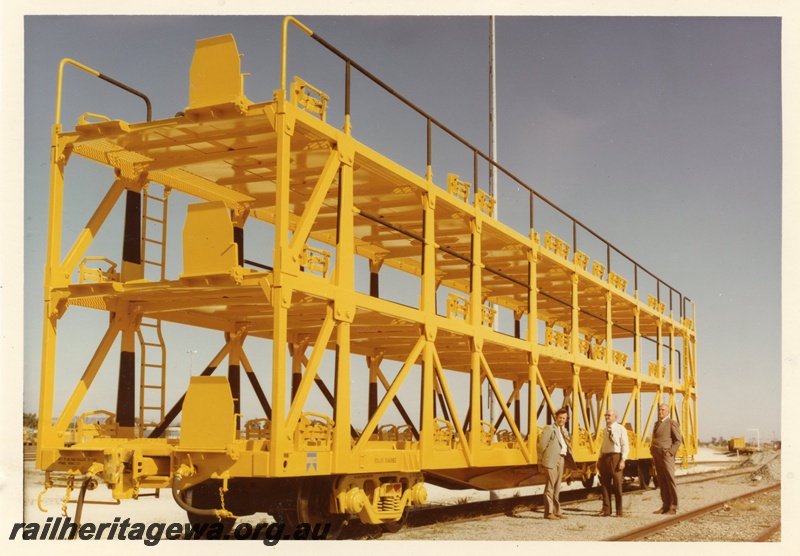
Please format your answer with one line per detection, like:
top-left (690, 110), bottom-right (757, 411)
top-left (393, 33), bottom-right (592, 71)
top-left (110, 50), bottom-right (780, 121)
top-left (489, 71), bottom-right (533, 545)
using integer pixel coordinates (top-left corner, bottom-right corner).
top-left (595, 511), bottom-right (611, 517)
top-left (653, 508), bottom-right (667, 514)
top-left (665, 509), bottom-right (677, 515)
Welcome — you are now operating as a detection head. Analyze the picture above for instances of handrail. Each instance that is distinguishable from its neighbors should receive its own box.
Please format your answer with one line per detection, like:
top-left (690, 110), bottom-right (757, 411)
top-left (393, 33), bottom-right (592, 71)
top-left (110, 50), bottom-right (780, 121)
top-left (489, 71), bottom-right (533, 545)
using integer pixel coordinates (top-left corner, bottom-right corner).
top-left (280, 18), bottom-right (690, 318)
top-left (55, 58), bottom-right (152, 127)
top-left (280, 16), bottom-right (313, 100)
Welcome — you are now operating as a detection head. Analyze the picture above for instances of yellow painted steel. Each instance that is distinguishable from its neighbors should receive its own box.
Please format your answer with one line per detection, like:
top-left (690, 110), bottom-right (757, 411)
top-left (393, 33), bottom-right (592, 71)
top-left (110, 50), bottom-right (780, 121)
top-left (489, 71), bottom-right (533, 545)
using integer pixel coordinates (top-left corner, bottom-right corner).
top-left (188, 35), bottom-right (250, 110)
top-left (36, 17), bottom-right (698, 528)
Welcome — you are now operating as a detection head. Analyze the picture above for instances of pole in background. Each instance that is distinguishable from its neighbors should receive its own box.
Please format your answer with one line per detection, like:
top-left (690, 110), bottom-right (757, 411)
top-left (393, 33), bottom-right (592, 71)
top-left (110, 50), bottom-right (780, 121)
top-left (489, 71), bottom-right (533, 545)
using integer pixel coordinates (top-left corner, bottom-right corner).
top-left (187, 350), bottom-right (197, 374)
top-left (488, 16), bottom-right (500, 501)
top-left (489, 15), bottom-right (498, 201)
top-left (488, 15), bottom-right (498, 426)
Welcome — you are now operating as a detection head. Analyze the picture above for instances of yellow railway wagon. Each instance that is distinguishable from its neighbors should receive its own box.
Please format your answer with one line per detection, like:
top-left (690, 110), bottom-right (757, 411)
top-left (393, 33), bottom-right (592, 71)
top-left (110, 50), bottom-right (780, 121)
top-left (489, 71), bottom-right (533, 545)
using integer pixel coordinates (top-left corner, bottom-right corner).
top-left (36, 17), bottom-right (698, 533)
top-left (728, 437), bottom-right (746, 451)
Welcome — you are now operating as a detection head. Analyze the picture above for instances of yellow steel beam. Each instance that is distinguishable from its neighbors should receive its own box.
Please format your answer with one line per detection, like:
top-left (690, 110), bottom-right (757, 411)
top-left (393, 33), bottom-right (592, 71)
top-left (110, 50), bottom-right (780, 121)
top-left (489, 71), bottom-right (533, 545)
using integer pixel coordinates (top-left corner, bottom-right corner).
top-left (479, 352), bottom-right (531, 463)
top-left (352, 335), bottom-right (426, 456)
top-left (573, 373), bottom-right (597, 452)
top-left (642, 391), bottom-right (661, 444)
top-left (60, 178), bottom-right (127, 275)
top-left (420, 338), bottom-right (436, 466)
top-left (284, 305), bottom-right (336, 439)
top-left (333, 134), bottom-right (356, 470)
top-left (527, 360), bottom-right (538, 459)
top-left (148, 168), bottom-right (255, 211)
top-left (287, 149), bottom-right (340, 262)
top-left (593, 377), bottom-right (613, 446)
top-left (431, 346), bottom-right (473, 466)
top-left (53, 323), bottom-right (121, 434)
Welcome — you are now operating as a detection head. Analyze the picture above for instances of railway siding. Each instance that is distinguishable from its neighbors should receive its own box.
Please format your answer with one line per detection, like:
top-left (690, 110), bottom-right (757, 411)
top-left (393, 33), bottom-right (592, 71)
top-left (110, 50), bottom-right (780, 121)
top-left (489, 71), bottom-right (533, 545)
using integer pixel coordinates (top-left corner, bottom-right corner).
top-left (380, 454), bottom-right (780, 541)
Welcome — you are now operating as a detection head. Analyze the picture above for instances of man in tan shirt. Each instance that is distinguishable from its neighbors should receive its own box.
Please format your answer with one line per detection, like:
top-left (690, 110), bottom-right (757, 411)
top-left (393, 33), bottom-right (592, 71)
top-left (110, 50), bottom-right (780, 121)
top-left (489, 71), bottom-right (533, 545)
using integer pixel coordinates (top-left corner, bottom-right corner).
top-left (537, 407), bottom-right (574, 519)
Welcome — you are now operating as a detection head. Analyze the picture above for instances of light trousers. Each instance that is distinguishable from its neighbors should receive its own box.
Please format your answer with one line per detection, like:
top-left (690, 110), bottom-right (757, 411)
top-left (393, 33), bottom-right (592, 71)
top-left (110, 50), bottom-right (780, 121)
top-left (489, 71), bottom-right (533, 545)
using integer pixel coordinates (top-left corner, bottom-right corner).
top-left (543, 455), bottom-right (565, 516)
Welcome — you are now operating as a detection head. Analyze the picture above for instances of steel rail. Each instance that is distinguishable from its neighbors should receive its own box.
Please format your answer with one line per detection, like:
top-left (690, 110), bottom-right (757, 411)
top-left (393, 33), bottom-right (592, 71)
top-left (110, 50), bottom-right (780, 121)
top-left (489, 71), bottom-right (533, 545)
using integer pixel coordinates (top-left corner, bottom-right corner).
top-left (752, 521), bottom-right (781, 542)
top-left (355, 466), bottom-right (762, 538)
top-left (604, 482), bottom-right (781, 541)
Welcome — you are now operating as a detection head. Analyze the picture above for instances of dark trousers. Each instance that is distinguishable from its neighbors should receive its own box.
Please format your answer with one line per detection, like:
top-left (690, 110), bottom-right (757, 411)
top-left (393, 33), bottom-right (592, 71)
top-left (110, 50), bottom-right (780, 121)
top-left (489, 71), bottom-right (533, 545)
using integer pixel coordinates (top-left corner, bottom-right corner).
top-left (598, 452), bottom-right (624, 515)
top-left (652, 448), bottom-right (679, 510)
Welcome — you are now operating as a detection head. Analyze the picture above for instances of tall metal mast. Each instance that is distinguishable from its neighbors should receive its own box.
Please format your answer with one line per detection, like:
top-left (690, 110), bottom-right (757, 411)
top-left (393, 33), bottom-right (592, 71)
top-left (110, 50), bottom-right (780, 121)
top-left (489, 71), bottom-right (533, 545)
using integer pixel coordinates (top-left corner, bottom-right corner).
top-left (489, 16), bottom-right (498, 200)
top-left (488, 14), bottom-right (498, 426)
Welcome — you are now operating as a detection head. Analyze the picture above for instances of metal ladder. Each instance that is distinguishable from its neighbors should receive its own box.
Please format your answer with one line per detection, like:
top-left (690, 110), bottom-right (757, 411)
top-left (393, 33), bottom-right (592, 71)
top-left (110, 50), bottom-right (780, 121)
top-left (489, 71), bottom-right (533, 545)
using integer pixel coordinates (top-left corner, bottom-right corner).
top-left (137, 184), bottom-right (170, 433)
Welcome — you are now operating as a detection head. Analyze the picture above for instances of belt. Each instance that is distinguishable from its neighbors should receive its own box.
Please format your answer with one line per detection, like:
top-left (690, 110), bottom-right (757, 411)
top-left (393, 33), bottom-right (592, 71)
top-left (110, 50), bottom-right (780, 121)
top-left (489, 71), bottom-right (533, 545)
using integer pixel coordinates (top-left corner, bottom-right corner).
top-left (601, 452), bottom-right (620, 456)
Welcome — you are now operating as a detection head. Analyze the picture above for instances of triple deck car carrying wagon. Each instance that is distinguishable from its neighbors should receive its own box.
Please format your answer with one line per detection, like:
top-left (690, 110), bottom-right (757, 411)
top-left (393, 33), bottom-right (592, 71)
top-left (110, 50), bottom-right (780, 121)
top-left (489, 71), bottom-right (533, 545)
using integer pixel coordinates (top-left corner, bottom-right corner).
top-left (36, 17), bottom-right (698, 532)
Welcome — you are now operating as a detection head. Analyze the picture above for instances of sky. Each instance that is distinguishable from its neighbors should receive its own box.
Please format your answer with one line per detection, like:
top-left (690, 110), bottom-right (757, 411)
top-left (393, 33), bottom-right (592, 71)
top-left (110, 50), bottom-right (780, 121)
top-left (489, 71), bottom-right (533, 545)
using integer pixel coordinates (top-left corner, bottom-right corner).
top-left (1, 1), bottom-right (798, 551)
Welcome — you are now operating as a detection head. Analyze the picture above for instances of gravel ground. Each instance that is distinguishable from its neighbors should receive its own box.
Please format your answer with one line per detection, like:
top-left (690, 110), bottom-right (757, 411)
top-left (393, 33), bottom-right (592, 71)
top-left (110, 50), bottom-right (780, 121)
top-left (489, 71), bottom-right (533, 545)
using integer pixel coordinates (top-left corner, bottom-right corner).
top-left (383, 451), bottom-right (782, 542)
top-left (642, 451), bottom-right (782, 542)
top-left (641, 487), bottom-right (780, 542)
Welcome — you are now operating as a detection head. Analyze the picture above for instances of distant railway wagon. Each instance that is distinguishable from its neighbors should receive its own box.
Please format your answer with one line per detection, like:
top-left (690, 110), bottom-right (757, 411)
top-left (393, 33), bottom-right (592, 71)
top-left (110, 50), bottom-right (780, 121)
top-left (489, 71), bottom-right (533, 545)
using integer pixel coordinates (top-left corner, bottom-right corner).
top-left (36, 17), bottom-right (698, 533)
top-left (728, 437), bottom-right (746, 452)
top-left (728, 436), bottom-right (758, 454)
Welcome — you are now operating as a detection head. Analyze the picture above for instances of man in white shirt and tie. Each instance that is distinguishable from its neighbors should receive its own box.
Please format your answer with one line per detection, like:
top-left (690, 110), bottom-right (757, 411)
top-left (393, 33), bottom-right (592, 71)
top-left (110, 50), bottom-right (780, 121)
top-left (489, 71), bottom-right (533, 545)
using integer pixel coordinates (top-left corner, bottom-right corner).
top-left (597, 408), bottom-right (629, 517)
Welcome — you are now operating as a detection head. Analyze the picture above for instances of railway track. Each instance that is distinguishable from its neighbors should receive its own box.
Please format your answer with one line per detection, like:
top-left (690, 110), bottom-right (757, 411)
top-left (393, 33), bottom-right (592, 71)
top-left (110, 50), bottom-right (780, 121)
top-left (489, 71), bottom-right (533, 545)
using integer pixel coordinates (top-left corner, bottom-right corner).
top-left (604, 482), bottom-right (781, 542)
top-left (23, 451), bottom-right (775, 542)
top-left (341, 464), bottom-right (764, 539)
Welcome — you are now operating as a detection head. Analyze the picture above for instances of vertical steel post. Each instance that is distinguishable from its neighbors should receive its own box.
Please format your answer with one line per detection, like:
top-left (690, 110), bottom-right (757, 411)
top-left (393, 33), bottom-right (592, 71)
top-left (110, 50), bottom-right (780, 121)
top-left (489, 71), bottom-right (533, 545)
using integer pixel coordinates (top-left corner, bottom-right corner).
top-left (468, 216), bottom-right (483, 452)
top-left (571, 274), bottom-right (580, 355)
top-left (489, 15), bottom-right (498, 200)
top-left (420, 192), bottom-right (437, 463)
top-left (228, 332), bottom-right (242, 433)
top-left (605, 291), bottom-right (613, 368)
top-left (269, 93), bottom-right (292, 475)
top-left (368, 354), bottom-right (381, 420)
top-left (116, 330), bottom-right (137, 435)
top-left (633, 306), bottom-right (641, 375)
top-left (116, 188), bottom-right (143, 434)
top-left (38, 124), bottom-right (67, 462)
top-left (527, 231), bottom-right (539, 459)
top-left (334, 149), bottom-right (355, 471)
top-left (344, 60), bottom-right (352, 135)
top-left (426, 118), bottom-right (433, 182)
top-left (291, 342), bottom-right (304, 401)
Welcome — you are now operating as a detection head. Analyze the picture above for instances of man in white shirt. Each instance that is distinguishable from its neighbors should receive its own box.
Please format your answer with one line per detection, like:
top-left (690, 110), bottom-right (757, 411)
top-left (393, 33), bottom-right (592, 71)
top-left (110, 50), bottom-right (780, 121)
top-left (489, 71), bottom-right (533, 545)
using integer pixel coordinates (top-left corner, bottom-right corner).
top-left (596, 409), bottom-right (629, 517)
top-left (537, 407), bottom-right (574, 519)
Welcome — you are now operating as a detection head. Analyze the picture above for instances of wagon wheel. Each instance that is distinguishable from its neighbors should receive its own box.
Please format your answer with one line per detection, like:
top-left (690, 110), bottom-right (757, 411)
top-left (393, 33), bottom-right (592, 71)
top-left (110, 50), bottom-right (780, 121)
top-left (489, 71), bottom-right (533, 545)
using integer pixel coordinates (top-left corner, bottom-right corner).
top-left (184, 481), bottom-right (236, 537)
top-left (291, 478), bottom-right (346, 539)
top-left (382, 507), bottom-right (409, 533)
top-left (637, 460), bottom-right (654, 488)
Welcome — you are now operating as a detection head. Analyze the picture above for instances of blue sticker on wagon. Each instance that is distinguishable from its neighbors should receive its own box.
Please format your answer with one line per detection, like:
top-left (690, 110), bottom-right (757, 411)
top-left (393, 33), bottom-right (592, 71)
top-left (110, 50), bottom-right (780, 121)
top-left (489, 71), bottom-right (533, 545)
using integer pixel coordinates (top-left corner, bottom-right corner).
top-left (306, 452), bottom-right (318, 472)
